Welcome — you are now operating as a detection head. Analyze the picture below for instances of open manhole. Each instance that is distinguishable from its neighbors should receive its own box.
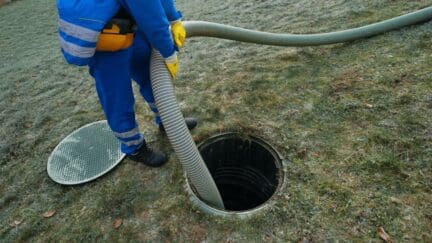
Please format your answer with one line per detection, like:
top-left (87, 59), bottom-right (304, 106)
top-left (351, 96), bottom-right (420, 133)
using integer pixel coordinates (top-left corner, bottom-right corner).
top-left (188, 133), bottom-right (284, 215)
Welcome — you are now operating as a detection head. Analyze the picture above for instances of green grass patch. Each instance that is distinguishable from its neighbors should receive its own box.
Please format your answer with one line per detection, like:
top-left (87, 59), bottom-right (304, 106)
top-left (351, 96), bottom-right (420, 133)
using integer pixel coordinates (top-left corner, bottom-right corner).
top-left (1, 0), bottom-right (432, 241)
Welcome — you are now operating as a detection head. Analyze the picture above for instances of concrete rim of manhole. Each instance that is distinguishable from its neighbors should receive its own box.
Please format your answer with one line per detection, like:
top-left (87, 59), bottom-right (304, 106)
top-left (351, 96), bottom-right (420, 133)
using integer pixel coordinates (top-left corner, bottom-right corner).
top-left (186, 132), bottom-right (286, 217)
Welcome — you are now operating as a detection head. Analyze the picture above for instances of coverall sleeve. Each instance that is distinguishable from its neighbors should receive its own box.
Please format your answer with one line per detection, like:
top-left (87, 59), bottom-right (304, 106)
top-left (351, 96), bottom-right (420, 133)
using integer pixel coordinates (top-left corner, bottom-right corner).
top-left (123, 0), bottom-right (175, 58)
top-left (161, 0), bottom-right (182, 22)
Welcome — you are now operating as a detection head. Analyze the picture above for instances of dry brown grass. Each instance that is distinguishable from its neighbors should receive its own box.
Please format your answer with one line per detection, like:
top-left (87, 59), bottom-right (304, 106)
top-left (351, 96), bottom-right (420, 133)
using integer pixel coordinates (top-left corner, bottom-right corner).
top-left (1, 0), bottom-right (431, 241)
top-left (0, 0), bottom-right (11, 7)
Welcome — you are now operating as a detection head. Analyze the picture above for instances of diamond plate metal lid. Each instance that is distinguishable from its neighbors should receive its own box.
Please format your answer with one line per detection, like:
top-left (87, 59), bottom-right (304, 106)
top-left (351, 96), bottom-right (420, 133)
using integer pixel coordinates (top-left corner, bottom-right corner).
top-left (47, 120), bottom-right (125, 185)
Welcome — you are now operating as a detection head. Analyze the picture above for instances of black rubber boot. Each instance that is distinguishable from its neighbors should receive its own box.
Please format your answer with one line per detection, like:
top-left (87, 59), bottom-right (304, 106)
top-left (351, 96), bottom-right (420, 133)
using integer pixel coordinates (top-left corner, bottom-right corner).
top-left (159, 117), bottom-right (198, 133)
top-left (127, 143), bottom-right (168, 167)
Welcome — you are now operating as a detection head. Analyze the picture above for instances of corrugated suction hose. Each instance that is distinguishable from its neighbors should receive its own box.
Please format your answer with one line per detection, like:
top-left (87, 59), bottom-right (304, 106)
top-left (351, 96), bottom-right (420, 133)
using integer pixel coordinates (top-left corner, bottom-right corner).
top-left (150, 6), bottom-right (432, 210)
top-left (184, 6), bottom-right (432, 46)
top-left (150, 51), bottom-right (225, 209)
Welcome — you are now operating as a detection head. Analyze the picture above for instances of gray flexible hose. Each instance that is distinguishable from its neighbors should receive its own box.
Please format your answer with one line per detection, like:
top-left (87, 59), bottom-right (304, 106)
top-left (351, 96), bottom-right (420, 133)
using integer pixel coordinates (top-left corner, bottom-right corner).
top-left (150, 6), bottom-right (432, 210)
top-left (150, 50), bottom-right (225, 209)
top-left (184, 6), bottom-right (432, 46)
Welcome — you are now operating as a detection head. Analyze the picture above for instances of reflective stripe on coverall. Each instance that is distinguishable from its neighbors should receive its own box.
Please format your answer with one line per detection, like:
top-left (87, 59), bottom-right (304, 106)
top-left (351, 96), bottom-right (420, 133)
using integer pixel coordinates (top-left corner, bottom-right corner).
top-left (89, 0), bottom-right (181, 154)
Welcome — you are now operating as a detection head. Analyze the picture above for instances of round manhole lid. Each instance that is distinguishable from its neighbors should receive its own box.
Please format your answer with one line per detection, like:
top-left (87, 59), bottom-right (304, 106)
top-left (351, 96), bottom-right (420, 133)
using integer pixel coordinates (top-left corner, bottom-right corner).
top-left (47, 120), bottom-right (125, 185)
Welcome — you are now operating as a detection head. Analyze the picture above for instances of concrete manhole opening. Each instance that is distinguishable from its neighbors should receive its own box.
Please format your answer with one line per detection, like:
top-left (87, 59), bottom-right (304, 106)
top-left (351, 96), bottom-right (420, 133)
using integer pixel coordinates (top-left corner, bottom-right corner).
top-left (191, 133), bottom-right (284, 213)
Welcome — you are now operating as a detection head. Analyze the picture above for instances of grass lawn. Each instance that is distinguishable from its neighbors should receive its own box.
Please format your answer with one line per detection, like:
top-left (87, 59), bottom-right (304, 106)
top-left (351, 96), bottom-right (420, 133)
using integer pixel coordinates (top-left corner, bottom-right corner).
top-left (1, 0), bottom-right (431, 241)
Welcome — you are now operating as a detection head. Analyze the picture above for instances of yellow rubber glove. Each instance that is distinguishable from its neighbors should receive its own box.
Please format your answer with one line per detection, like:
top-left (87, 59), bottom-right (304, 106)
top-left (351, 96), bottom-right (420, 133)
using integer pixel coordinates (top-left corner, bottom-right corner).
top-left (165, 53), bottom-right (178, 79)
top-left (171, 21), bottom-right (186, 48)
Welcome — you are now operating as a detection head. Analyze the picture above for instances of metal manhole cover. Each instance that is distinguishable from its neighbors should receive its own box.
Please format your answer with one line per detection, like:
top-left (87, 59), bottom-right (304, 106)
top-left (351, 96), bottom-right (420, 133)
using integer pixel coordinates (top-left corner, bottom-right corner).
top-left (47, 120), bottom-right (125, 185)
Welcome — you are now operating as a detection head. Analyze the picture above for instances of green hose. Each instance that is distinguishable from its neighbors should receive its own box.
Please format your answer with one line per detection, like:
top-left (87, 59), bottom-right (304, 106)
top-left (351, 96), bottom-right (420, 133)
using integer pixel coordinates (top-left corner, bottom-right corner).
top-left (153, 6), bottom-right (432, 212)
top-left (184, 6), bottom-right (432, 46)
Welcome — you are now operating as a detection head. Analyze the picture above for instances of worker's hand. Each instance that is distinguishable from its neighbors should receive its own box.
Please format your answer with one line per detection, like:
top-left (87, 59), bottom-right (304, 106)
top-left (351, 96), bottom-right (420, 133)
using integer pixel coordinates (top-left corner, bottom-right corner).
top-left (171, 21), bottom-right (186, 48)
top-left (165, 53), bottom-right (179, 79)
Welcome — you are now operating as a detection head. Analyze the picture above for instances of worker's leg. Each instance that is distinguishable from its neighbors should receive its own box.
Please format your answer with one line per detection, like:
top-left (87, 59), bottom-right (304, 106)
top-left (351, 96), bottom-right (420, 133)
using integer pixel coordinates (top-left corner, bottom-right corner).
top-left (130, 31), bottom-right (162, 126)
top-left (88, 49), bottom-right (143, 154)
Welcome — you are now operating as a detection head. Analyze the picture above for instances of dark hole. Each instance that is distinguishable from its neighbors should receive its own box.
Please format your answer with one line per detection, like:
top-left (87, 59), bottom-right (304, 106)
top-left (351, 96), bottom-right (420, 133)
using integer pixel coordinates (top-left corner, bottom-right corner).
top-left (197, 133), bottom-right (282, 211)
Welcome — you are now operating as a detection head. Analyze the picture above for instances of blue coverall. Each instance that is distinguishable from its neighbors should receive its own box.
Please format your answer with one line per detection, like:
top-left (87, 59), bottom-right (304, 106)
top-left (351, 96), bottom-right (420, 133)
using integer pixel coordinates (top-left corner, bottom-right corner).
top-left (89, 0), bottom-right (181, 154)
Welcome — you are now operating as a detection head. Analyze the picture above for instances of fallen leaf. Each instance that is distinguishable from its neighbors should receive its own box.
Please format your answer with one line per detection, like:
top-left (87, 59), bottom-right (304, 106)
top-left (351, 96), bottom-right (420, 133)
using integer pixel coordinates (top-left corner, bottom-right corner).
top-left (10, 220), bottom-right (22, 227)
top-left (113, 218), bottom-right (122, 229)
top-left (390, 196), bottom-right (402, 204)
top-left (191, 225), bottom-right (206, 242)
top-left (377, 227), bottom-right (393, 243)
top-left (265, 233), bottom-right (273, 243)
top-left (297, 237), bottom-right (309, 243)
top-left (43, 210), bottom-right (56, 218)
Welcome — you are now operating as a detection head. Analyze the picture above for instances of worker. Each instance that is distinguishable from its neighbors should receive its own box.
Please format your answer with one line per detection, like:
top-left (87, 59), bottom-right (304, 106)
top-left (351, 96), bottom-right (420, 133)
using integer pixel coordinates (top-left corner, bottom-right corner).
top-left (57, 0), bottom-right (197, 167)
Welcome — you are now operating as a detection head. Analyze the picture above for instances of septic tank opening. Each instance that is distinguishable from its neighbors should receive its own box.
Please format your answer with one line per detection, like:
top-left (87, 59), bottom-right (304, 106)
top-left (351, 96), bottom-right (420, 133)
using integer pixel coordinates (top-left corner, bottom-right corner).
top-left (192, 133), bottom-right (283, 212)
